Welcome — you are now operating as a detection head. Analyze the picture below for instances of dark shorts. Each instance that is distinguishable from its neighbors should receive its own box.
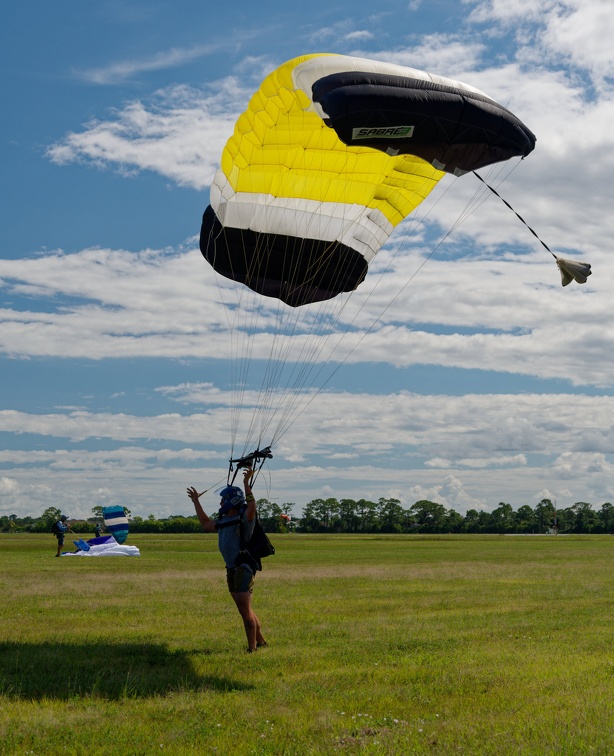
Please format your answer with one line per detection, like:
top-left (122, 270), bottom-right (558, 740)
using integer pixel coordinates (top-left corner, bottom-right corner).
top-left (226, 565), bottom-right (255, 594)
top-left (56, 534), bottom-right (65, 546)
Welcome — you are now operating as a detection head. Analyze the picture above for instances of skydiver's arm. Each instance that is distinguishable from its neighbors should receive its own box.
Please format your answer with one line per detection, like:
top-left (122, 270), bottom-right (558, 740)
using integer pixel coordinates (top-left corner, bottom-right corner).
top-left (243, 468), bottom-right (256, 522)
top-left (187, 487), bottom-right (217, 532)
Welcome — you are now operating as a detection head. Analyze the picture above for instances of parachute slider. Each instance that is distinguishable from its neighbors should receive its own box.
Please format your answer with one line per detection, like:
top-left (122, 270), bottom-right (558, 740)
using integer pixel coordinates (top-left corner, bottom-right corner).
top-left (555, 256), bottom-right (592, 286)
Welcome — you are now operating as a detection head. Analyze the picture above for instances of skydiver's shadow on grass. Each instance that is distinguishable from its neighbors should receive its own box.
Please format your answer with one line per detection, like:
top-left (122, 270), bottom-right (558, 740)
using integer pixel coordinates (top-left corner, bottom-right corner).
top-left (0, 641), bottom-right (253, 700)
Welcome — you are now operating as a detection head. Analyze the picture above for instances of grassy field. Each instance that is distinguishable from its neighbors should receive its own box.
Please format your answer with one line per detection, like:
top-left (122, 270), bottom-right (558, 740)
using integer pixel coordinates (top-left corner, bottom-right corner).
top-left (1, 532), bottom-right (613, 755)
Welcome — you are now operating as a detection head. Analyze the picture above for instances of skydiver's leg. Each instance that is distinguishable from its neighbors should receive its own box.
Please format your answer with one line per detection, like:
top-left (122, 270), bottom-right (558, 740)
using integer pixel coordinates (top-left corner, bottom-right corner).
top-left (232, 591), bottom-right (260, 650)
top-left (228, 565), bottom-right (266, 650)
top-left (252, 606), bottom-right (267, 647)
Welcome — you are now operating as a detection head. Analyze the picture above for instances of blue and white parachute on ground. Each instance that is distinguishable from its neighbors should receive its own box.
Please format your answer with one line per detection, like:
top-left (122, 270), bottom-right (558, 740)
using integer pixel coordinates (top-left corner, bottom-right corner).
top-left (63, 535), bottom-right (140, 557)
top-left (103, 505), bottom-right (130, 544)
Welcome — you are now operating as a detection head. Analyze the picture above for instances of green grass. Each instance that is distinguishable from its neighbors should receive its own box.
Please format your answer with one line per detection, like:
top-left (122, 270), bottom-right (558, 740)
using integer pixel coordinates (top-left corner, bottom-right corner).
top-left (1, 533), bottom-right (614, 754)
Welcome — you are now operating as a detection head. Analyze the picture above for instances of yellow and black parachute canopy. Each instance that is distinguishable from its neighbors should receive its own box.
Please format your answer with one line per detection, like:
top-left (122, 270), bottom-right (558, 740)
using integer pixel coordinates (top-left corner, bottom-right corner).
top-left (201, 53), bottom-right (536, 307)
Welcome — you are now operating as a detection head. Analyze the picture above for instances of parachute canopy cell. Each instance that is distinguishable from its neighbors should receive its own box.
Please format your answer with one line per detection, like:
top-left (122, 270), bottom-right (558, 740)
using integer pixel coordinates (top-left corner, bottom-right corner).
top-left (200, 53), bottom-right (536, 307)
top-left (103, 505), bottom-right (129, 544)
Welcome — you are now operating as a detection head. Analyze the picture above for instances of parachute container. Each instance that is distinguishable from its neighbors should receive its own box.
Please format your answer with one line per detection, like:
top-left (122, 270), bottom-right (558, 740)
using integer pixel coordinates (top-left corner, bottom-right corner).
top-left (201, 53), bottom-right (536, 307)
top-left (102, 505), bottom-right (129, 544)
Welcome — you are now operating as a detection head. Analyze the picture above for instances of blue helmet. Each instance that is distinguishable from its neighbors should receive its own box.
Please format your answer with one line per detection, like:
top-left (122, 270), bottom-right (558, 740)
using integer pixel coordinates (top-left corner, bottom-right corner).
top-left (218, 485), bottom-right (245, 515)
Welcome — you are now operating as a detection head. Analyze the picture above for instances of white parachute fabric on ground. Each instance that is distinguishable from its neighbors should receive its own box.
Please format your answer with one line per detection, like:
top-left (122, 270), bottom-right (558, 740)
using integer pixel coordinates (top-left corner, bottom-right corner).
top-left (62, 535), bottom-right (140, 557)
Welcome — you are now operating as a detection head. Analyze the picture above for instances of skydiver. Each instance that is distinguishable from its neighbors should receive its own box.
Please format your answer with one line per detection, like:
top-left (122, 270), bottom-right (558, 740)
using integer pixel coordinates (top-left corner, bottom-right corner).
top-left (187, 467), bottom-right (267, 653)
top-left (53, 515), bottom-right (73, 557)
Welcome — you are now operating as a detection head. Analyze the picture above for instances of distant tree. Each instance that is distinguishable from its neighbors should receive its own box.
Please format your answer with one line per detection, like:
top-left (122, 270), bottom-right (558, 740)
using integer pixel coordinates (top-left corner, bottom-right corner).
top-left (490, 502), bottom-right (515, 534)
top-left (31, 507), bottom-right (63, 532)
top-left (534, 499), bottom-right (555, 532)
top-left (257, 498), bottom-right (286, 532)
top-left (337, 498), bottom-right (360, 532)
top-left (555, 506), bottom-right (575, 533)
top-left (298, 499), bottom-right (321, 532)
top-left (461, 509), bottom-right (481, 533)
top-left (375, 498), bottom-right (404, 533)
top-left (444, 508), bottom-right (464, 533)
top-left (409, 500), bottom-right (448, 533)
top-left (571, 502), bottom-right (598, 533)
top-left (42, 506), bottom-right (62, 523)
top-left (514, 505), bottom-right (536, 533)
top-left (598, 502), bottom-right (614, 533)
top-left (355, 499), bottom-right (378, 532)
top-left (305, 498), bottom-right (339, 531)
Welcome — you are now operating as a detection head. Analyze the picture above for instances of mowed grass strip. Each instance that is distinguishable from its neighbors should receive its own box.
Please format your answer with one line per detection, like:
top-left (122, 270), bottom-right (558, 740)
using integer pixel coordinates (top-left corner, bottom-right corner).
top-left (1, 533), bottom-right (613, 755)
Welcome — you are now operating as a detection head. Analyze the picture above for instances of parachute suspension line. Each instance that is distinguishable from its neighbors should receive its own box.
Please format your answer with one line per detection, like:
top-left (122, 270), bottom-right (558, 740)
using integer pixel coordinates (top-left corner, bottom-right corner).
top-left (231, 123), bottom-right (378, 452)
top-left (472, 170), bottom-right (556, 258)
top-left (270, 162), bottom-right (521, 447)
top-left (234, 231), bottom-right (279, 451)
top-left (206, 224), bottom-right (240, 461)
top-left (229, 230), bottom-right (261, 459)
top-left (228, 238), bottom-right (341, 457)
top-left (266, 270), bottom-right (355, 447)
top-left (270, 175), bottom-right (453, 446)
top-left (235, 242), bottom-right (290, 457)
top-left (259, 240), bottom-right (357, 449)
top-left (217, 104), bottom-right (445, 455)
top-left (244, 285), bottom-right (306, 451)
top-left (234, 188), bottom-right (334, 456)
top-left (211, 223), bottom-right (273, 461)
top-left (263, 143), bottom-right (380, 447)
top-left (271, 159), bottom-right (593, 444)
top-left (269, 163), bottom-right (522, 446)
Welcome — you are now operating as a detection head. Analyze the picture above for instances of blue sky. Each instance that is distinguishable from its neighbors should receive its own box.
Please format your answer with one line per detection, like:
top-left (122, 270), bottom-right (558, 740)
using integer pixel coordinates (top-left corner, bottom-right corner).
top-left (2, 0), bottom-right (614, 520)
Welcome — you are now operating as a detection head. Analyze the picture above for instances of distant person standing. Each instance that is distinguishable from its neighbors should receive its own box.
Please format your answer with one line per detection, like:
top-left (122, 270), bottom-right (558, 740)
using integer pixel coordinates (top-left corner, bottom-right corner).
top-left (53, 515), bottom-right (73, 557)
top-left (94, 522), bottom-right (102, 538)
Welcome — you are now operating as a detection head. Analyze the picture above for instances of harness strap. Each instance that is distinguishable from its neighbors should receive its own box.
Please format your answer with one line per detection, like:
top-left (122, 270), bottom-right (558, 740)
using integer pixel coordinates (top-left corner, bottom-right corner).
top-left (214, 516), bottom-right (241, 531)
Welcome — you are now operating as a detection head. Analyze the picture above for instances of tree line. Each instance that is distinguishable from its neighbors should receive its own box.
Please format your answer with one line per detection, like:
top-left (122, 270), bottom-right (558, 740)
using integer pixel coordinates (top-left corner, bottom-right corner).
top-left (1, 498), bottom-right (613, 535)
top-left (297, 497), bottom-right (614, 534)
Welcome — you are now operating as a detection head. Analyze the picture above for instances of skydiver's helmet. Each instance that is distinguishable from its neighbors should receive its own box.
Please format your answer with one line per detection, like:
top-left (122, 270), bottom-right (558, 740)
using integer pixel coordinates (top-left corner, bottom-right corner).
top-left (218, 486), bottom-right (246, 516)
top-left (60, 515), bottom-right (69, 522)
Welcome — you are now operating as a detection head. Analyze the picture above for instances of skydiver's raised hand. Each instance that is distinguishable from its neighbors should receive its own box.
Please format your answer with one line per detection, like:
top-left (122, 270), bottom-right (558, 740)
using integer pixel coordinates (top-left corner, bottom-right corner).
top-left (187, 486), bottom-right (200, 505)
top-left (243, 467), bottom-right (256, 520)
top-left (187, 486), bottom-right (216, 532)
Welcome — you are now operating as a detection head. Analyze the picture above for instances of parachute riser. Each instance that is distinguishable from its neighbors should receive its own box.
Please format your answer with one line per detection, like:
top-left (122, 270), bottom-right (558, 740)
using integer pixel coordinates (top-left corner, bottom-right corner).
top-left (228, 446), bottom-right (273, 485)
